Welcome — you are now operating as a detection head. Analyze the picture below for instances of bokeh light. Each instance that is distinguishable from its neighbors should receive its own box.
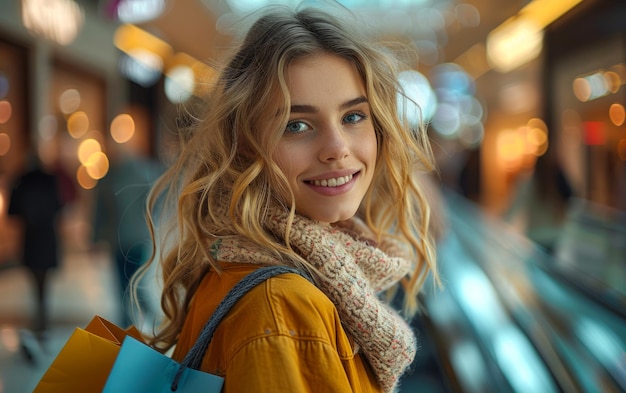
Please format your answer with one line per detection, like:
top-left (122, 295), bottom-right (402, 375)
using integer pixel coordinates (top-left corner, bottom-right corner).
top-left (609, 103), bottom-right (625, 126)
top-left (115, 0), bottom-right (168, 23)
top-left (603, 71), bottom-right (621, 93)
top-left (487, 19), bottom-right (543, 73)
top-left (67, 111), bottom-right (90, 138)
top-left (76, 165), bottom-right (97, 189)
top-left (38, 115), bottom-right (58, 141)
top-left (110, 113), bottom-right (135, 143)
top-left (528, 130), bottom-right (548, 154)
top-left (573, 70), bottom-right (619, 102)
top-left (21, 0), bottom-right (84, 45)
top-left (165, 65), bottom-right (195, 103)
top-left (0, 100), bottom-right (12, 124)
top-left (59, 88), bottom-right (81, 114)
top-left (432, 102), bottom-right (462, 138)
top-left (119, 50), bottom-right (163, 87)
top-left (77, 138), bottom-right (102, 165)
top-left (429, 63), bottom-right (483, 144)
top-left (397, 70), bottom-right (437, 127)
top-left (0, 133), bottom-right (11, 156)
top-left (84, 151), bottom-right (109, 179)
top-left (572, 77), bottom-right (591, 102)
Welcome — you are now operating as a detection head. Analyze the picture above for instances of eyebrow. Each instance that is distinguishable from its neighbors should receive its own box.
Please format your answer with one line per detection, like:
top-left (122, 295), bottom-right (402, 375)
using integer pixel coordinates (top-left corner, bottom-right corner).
top-left (290, 96), bottom-right (368, 114)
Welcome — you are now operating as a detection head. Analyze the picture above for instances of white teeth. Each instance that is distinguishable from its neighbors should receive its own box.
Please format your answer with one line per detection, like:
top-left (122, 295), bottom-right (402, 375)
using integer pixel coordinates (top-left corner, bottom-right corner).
top-left (311, 174), bottom-right (353, 187)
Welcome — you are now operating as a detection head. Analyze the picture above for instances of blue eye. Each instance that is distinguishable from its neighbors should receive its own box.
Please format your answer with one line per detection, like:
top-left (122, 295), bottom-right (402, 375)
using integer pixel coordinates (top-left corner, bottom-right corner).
top-left (344, 112), bottom-right (365, 124)
top-left (285, 121), bottom-right (309, 134)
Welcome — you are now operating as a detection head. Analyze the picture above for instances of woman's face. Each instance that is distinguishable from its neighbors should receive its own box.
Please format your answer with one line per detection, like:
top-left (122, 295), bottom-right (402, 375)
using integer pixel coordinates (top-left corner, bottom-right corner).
top-left (274, 53), bottom-right (377, 224)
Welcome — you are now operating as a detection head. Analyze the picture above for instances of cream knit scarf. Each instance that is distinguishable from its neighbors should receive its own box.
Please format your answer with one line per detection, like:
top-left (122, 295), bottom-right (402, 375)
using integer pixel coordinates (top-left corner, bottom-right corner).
top-left (212, 208), bottom-right (417, 392)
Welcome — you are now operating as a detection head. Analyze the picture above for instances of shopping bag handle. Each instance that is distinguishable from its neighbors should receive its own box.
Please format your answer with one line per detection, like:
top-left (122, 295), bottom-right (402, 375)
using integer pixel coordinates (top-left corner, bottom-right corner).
top-left (171, 265), bottom-right (313, 391)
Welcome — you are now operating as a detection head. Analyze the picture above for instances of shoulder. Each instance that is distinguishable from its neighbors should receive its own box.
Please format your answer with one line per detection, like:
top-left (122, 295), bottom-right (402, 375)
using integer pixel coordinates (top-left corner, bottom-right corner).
top-left (264, 271), bottom-right (329, 308)
top-left (185, 264), bottom-right (340, 340)
top-left (215, 269), bottom-right (355, 365)
top-left (228, 270), bottom-right (338, 335)
top-left (215, 267), bottom-right (349, 353)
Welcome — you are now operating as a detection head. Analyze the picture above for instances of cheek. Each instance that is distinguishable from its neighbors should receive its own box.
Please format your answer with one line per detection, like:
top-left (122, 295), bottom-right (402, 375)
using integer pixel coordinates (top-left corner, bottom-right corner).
top-left (363, 131), bottom-right (378, 166)
top-left (360, 131), bottom-right (378, 188)
top-left (274, 141), bottom-right (309, 177)
top-left (272, 144), bottom-right (299, 198)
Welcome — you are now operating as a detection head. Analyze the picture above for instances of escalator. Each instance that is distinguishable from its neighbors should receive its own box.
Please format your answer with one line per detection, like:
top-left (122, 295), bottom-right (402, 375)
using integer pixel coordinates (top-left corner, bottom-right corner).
top-left (401, 191), bottom-right (626, 393)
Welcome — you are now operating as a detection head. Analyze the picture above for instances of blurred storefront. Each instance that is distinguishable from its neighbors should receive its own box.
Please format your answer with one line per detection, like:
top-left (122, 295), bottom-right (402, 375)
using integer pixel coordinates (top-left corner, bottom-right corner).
top-left (0, 0), bottom-right (155, 261)
top-left (437, 0), bottom-right (626, 213)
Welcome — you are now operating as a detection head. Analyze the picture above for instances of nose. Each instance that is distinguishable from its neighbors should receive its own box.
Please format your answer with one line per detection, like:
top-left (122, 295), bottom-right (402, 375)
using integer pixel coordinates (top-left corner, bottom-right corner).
top-left (319, 125), bottom-right (350, 162)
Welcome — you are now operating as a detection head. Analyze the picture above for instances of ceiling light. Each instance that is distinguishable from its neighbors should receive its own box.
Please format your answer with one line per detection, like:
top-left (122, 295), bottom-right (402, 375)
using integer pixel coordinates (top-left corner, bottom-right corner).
top-left (115, 0), bottom-right (168, 23)
top-left (487, 18), bottom-right (543, 73)
top-left (21, 0), bottom-right (84, 45)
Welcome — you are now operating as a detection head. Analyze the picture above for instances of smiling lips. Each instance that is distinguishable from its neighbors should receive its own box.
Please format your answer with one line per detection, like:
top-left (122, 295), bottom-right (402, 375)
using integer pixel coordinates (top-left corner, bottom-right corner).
top-left (309, 174), bottom-right (354, 187)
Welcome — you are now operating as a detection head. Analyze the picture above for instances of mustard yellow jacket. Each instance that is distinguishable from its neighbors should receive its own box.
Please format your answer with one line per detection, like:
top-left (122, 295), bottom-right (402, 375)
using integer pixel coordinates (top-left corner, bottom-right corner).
top-left (172, 263), bottom-right (382, 392)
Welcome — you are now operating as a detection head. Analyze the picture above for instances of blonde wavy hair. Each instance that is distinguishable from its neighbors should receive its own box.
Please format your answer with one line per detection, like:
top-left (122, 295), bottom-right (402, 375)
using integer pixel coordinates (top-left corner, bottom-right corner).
top-left (140, 4), bottom-right (438, 351)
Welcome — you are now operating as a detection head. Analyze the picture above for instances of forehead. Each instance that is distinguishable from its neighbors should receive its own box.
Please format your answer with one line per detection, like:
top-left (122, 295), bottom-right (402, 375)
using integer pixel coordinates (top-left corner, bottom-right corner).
top-left (285, 53), bottom-right (366, 103)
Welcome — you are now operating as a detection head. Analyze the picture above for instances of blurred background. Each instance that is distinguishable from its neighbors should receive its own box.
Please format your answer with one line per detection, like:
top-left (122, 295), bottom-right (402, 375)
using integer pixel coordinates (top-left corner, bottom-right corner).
top-left (0, 0), bottom-right (624, 392)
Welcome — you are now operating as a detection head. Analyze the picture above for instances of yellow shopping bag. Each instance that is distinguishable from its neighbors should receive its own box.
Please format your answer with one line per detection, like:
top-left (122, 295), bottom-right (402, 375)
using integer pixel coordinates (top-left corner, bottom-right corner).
top-left (33, 315), bottom-right (144, 393)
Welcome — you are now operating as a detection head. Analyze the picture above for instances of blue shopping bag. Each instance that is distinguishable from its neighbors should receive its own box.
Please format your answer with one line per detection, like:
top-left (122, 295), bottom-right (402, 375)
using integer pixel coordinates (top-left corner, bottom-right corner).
top-left (102, 335), bottom-right (223, 392)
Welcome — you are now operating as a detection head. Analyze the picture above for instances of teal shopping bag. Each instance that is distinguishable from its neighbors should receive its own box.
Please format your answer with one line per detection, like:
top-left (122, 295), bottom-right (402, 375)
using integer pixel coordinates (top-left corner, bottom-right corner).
top-left (102, 335), bottom-right (223, 392)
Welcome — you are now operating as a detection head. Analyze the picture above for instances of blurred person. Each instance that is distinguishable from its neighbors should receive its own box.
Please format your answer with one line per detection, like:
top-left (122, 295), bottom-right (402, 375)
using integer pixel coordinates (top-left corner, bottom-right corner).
top-left (8, 148), bottom-right (64, 361)
top-left (91, 137), bottom-right (163, 328)
top-left (140, 5), bottom-right (439, 392)
top-left (504, 150), bottom-right (574, 254)
top-left (457, 148), bottom-right (481, 204)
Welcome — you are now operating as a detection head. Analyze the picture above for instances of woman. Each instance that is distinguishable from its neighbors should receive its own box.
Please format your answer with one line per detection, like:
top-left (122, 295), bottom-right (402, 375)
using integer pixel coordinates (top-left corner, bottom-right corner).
top-left (141, 5), bottom-right (438, 392)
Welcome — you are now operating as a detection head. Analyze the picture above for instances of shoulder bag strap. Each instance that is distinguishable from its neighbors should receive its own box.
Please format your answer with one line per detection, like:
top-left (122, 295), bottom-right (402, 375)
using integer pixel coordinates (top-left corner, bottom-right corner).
top-left (171, 265), bottom-right (312, 390)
